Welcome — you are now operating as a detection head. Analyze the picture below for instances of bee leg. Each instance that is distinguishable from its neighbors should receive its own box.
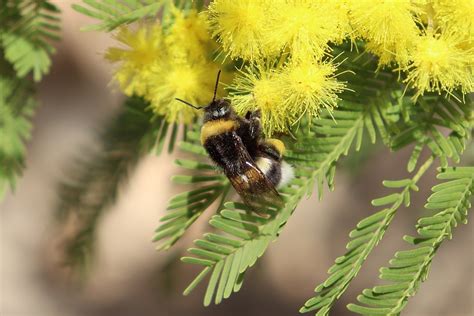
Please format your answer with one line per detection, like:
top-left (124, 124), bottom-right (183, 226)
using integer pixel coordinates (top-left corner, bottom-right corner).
top-left (248, 110), bottom-right (262, 140)
top-left (236, 110), bottom-right (262, 158)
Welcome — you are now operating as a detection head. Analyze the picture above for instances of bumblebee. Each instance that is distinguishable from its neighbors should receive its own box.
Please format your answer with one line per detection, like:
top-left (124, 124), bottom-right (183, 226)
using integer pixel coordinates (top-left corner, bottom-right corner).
top-left (175, 71), bottom-right (293, 208)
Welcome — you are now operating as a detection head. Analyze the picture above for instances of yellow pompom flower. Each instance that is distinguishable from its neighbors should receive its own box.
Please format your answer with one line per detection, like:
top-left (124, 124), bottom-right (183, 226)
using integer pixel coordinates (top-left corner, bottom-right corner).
top-left (266, 0), bottom-right (350, 60)
top-left (145, 8), bottom-right (226, 124)
top-left (147, 59), bottom-right (221, 124)
top-left (365, 40), bottom-right (412, 67)
top-left (207, 0), bottom-right (278, 61)
top-left (106, 10), bottom-right (227, 124)
top-left (348, 0), bottom-right (420, 65)
top-left (229, 59), bottom-right (346, 135)
top-left (165, 8), bottom-right (215, 63)
top-left (229, 64), bottom-right (287, 136)
top-left (433, 0), bottom-right (474, 40)
top-left (105, 24), bottom-right (163, 96)
top-left (403, 32), bottom-right (474, 98)
top-left (279, 58), bottom-right (346, 122)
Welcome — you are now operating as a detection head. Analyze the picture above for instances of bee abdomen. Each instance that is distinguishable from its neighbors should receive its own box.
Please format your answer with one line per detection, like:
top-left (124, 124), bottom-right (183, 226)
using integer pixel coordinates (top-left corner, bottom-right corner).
top-left (256, 157), bottom-right (280, 187)
top-left (256, 156), bottom-right (294, 188)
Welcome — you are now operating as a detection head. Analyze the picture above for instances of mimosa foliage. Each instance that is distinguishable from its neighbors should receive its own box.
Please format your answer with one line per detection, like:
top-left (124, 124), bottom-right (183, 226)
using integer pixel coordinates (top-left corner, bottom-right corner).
top-left (0, 0), bottom-right (60, 199)
top-left (55, 96), bottom-right (180, 271)
top-left (72, 0), bottom-right (166, 31)
top-left (348, 167), bottom-right (473, 315)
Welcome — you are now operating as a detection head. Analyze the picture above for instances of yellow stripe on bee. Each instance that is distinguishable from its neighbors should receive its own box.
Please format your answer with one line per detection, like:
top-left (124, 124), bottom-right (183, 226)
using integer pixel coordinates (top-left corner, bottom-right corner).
top-left (201, 119), bottom-right (239, 144)
top-left (265, 139), bottom-right (285, 156)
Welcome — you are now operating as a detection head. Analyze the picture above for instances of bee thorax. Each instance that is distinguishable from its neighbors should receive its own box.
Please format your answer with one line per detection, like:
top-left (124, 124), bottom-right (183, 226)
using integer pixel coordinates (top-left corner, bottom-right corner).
top-left (201, 119), bottom-right (238, 144)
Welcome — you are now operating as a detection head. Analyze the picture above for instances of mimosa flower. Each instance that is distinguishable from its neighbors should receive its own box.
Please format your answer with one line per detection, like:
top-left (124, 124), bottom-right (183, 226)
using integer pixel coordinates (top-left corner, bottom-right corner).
top-left (348, 0), bottom-right (420, 65)
top-left (279, 58), bottom-right (346, 121)
top-left (433, 0), bottom-right (474, 40)
top-left (207, 0), bottom-right (278, 61)
top-left (265, 0), bottom-right (350, 60)
top-left (403, 32), bottom-right (474, 98)
top-left (229, 64), bottom-right (288, 136)
top-left (105, 24), bottom-right (163, 96)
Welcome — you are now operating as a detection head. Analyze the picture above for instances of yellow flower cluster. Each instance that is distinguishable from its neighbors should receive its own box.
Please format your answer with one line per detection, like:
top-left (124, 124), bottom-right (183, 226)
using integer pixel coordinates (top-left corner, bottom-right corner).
top-left (348, 0), bottom-right (420, 66)
top-left (404, 31), bottom-right (473, 98)
top-left (230, 61), bottom-right (346, 136)
top-left (209, 0), bottom-right (350, 135)
top-left (347, 0), bottom-right (473, 97)
top-left (106, 0), bottom-right (473, 132)
top-left (208, 0), bottom-right (350, 61)
top-left (106, 9), bottom-right (223, 124)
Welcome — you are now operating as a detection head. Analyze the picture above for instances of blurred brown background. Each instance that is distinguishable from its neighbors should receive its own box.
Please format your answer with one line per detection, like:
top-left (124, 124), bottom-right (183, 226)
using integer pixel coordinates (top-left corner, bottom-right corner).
top-left (1, 2), bottom-right (473, 315)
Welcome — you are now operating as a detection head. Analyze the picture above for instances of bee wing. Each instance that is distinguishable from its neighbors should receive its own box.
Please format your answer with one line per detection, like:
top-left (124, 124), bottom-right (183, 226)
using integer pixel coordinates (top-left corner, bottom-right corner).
top-left (228, 166), bottom-right (284, 211)
top-left (225, 134), bottom-right (284, 210)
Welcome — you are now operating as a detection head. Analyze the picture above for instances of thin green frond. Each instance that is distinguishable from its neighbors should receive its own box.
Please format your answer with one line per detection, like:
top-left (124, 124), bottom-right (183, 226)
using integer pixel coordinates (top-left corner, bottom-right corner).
top-left (0, 1), bottom-right (61, 199)
top-left (153, 129), bottom-right (231, 250)
top-left (1, 0), bottom-right (61, 81)
top-left (56, 96), bottom-right (164, 273)
top-left (72, 0), bottom-right (166, 31)
top-left (393, 93), bottom-right (472, 172)
top-left (181, 177), bottom-right (307, 306)
top-left (156, 45), bottom-right (470, 309)
top-left (0, 74), bottom-right (36, 199)
top-left (300, 157), bottom-right (434, 316)
top-left (348, 167), bottom-right (473, 315)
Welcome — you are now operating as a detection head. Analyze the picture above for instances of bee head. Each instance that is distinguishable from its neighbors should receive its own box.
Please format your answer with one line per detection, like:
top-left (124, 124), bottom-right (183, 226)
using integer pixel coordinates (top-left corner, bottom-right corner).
top-left (175, 70), bottom-right (235, 122)
top-left (202, 98), bottom-right (234, 121)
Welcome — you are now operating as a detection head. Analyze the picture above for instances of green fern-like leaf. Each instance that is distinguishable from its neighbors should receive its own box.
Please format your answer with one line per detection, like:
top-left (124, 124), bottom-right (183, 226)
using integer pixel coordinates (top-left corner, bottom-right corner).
top-left (153, 129), bottom-right (231, 250)
top-left (1, 0), bottom-right (61, 81)
top-left (287, 96), bottom-right (400, 200)
top-left (393, 94), bottom-right (472, 172)
top-left (56, 96), bottom-right (166, 272)
top-left (0, 75), bottom-right (36, 198)
top-left (347, 166), bottom-right (473, 315)
top-left (180, 183), bottom-right (305, 306)
top-left (299, 157), bottom-right (434, 316)
top-left (161, 47), bottom-right (471, 307)
top-left (72, 0), bottom-right (166, 31)
top-left (300, 91), bottom-right (472, 316)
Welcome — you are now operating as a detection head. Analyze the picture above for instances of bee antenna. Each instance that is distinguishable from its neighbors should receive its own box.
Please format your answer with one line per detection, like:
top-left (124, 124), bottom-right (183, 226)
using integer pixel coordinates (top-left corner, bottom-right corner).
top-left (212, 70), bottom-right (222, 102)
top-left (175, 98), bottom-right (203, 110)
